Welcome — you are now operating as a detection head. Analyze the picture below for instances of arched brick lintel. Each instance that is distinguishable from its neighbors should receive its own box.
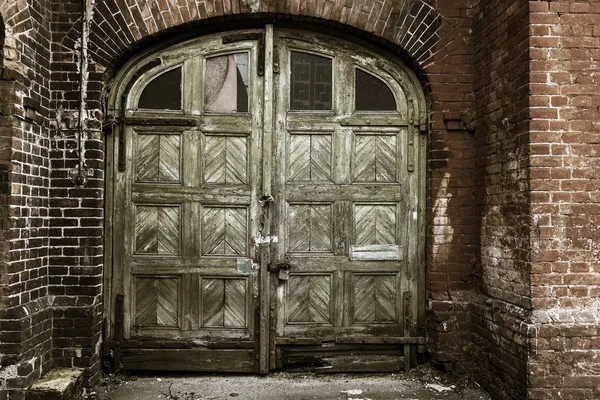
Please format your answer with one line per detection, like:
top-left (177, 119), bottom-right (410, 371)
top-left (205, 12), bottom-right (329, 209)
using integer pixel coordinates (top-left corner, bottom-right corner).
top-left (84, 0), bottom-right (444, 73)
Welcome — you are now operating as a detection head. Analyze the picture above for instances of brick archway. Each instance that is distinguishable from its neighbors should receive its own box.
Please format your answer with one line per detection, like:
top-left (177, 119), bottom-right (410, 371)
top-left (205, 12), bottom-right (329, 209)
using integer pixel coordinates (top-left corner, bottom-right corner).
top-left (66, 0), bottom-right (451, 72)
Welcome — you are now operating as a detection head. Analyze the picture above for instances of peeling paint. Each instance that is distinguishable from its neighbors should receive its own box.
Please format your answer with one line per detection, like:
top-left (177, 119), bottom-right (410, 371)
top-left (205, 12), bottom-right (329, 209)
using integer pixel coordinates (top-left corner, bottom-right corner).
top-left (254, 235), bottom-right (278, 245)
top-left (431, 172), bottom-right (453, 262)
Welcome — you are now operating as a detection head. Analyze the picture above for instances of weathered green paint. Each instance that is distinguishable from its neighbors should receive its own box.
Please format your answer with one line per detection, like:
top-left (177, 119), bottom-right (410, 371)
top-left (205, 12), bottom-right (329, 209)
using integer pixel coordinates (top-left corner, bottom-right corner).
top-left (105, 27), bottom-right (427, 372)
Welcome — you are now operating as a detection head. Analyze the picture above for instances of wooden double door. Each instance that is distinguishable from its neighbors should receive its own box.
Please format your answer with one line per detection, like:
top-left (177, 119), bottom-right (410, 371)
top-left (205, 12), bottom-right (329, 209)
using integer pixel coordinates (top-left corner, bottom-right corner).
top-left (106, 26), bottom-right (426, 373)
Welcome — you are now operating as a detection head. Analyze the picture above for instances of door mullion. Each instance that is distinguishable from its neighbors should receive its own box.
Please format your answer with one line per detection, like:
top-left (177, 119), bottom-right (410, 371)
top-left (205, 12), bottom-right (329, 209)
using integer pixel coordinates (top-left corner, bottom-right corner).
top-left (259, 24), bottom-right (275, 374)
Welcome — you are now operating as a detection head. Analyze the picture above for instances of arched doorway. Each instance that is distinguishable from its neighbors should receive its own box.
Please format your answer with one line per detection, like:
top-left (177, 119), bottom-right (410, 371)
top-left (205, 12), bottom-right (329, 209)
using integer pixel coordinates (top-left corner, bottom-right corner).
top-left (105, 25), bottom-right (427, 373)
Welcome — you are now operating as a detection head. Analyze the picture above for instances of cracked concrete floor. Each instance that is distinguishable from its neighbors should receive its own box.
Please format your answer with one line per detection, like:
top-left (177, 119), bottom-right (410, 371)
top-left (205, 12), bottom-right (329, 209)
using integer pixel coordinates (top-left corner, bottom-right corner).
top-left (91, 365), bottom-right (492, 400)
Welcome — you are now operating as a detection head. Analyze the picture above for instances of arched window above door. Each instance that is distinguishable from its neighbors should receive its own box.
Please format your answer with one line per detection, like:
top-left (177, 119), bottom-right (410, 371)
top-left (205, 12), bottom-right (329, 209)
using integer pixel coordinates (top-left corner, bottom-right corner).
top-left (355, 68), bottom-right (397, 112)
top-left (137, 66), bottom-right (182, 110)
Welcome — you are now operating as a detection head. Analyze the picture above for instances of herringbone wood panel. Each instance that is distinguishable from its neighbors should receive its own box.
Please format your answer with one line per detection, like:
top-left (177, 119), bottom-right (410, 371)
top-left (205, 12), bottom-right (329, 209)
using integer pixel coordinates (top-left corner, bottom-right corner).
top-left (288, 204), bottom-right (331, 252)
top-left (202, 278), bottom-right (247, 327)
top-left (136, 133), bottom-right (181, 182)
top-left (135, 277), bottom-right (179, 326)
top-left (202, 207), bottom-right (247, 255)
top-left (289, 134), bottom-right (332, 181)
top-left (287, 275), bottom-right (331, 323)
top-left (135, 205), bottom-right (180, 254)
top-left (353, 274), bottom-right (396, 323)
top-left (354, 204), bottom-right (396, 246)
top-left (204, 135), bottom-right (247, 184)
top-left (354, 134), bottom-right (397, 182)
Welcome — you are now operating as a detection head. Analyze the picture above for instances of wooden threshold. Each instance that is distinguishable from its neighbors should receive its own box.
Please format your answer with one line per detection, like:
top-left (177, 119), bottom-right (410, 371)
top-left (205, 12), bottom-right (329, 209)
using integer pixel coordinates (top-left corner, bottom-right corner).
top-left (120, 348), bottom-right (255, 372)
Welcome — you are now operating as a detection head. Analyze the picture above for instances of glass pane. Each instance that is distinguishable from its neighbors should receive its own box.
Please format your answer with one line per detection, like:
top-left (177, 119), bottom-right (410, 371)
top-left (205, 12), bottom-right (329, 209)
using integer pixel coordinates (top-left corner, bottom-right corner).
top-left (355, 69), bottom-right (396, 111)
top-left (204, 53), bottom-right (249, 113)
top-left (138, 67), bottom-right (182, 110)
top-left (291, 51), bottom-right (332, 111)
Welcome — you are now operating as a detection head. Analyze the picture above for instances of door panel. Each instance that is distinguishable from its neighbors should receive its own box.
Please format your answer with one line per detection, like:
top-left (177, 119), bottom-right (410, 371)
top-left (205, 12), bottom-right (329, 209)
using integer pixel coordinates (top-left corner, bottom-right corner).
top-left (111, 33), bottom-right (263, 371)
top-left (270, 29), bottom-right (423, 370)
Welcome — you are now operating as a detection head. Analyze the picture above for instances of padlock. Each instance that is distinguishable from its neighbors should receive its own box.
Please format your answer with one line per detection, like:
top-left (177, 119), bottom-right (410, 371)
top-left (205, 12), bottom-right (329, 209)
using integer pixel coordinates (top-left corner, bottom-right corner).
top-left (278, 268), bottom-right (290, 281)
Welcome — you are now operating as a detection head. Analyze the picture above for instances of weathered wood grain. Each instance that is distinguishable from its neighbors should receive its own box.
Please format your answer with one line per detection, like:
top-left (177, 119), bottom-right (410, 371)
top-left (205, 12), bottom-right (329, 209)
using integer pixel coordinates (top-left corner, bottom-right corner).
top-left (287, 275), bottom-right (331, 323)
top-left (353, 133), bottom-right (397, 182)
top-left (288, 204), bottom-right (332, 252)
top-left (135, 205), bottom-right (180, 254)
top-left (289, 133), bottom-right (332, 181)
top-left (120, 349), bottom-right (255, 372)
top-left (353, 274), bottom-right (397, 323)
top-left (202, 206), bottom-right (248, 255)
top-left (354, 204), bottom-right (397, 246)
top-left (135, 277), bottom-right (179, 326)
top-left (204, 135), bottom-right (248, 184)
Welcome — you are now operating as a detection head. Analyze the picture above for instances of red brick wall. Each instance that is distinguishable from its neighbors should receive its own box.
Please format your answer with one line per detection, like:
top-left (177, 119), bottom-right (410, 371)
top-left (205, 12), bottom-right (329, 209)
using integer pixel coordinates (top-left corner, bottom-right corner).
top-left (528, 1), bottom-right (600, 398)
top-left (469, 0), bottom-right (531, 398)
top-left (424, 0), bottom-right (478, 367)
top-left (0, 1), bottom-right (54, 399)
top-left (48, 0), bottom-right (104, 386)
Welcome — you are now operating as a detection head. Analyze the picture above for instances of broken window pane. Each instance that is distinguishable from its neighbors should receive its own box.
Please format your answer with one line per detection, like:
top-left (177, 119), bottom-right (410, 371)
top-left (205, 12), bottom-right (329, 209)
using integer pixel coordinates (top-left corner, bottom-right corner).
top-left (290, 51), bottom-right (332, 111)
top-left (204, 53), bottom-right (249, 113)
top-left (138, 67), bottom-right (182, 110)
top-left (355, 69), bottom-right (396, 111)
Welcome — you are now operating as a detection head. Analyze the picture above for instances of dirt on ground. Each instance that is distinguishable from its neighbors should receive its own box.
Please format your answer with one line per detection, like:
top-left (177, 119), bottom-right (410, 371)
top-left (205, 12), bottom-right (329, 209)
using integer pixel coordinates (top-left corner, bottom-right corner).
top-left (89, 363), bottom-right (491, 400)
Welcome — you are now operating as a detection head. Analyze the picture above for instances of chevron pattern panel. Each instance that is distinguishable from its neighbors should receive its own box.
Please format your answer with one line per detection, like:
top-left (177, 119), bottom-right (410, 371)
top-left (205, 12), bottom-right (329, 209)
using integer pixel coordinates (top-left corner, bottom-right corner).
top-left (352, 274), bottom-right (396, 323)
top-left (135, 133), bottom-right (181, 183)
top-left (202, 206), bottom-right (248, 255)
top-left (203, 135), bottom-right (248, 184)
top-left (135, 205), bottom-right (180, 254)
top-left (288, 133), bottom-right (332, 182)
top-left (354, 204), bottom-right (396, 246)
top-left (135, 277), bottom-right (179, 326)
top-left (288, 204), bottom-right (332, 252)
top-left (353, 133), bottom-right (397, 182)
top-left (201, 278), bottom-right (247, 327)
top-left (287, 275), bottom-right (331, 323)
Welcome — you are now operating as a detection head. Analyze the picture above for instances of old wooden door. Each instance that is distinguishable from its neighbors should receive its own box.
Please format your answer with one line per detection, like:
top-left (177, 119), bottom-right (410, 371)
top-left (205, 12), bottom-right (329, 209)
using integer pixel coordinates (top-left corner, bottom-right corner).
top-left (106, 26), bottom-right (426, 373)
top-left (107, 32), bottom-right (265, 371)
top-left (269, 29), bottom-right (426, 371)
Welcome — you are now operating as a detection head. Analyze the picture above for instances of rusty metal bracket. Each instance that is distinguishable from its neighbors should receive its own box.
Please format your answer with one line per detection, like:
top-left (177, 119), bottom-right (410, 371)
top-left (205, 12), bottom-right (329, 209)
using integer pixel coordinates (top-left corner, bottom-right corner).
top-left (222, 32), bottom-right (265, 76)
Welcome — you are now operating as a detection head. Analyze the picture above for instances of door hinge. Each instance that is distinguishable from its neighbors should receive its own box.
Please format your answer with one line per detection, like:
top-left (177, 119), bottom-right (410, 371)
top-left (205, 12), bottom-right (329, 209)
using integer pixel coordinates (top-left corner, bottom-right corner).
top-left (222, 32), bottom-right (265, 76)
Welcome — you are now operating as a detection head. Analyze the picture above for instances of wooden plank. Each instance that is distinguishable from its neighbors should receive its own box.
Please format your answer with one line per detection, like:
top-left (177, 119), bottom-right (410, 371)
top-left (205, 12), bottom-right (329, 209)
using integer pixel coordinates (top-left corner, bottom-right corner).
top-left (281, 344), bottom-right (404, 370)
top-left (350, 244), bottom-right (402, 261)
top-left (120, 349), bottom-right (255, 372)
top-left (275, 338), bottom-right (322, 345)
top-left (339, 117), bottom-right (409, 126)
top-left (124, 117), bottom-right (197, 126)
top-left (335, 336), bottom-right (425, 344)
top-left (207, 341), bottom-right (256, 349)
top-left (315, 355), bottom-right (404, 373)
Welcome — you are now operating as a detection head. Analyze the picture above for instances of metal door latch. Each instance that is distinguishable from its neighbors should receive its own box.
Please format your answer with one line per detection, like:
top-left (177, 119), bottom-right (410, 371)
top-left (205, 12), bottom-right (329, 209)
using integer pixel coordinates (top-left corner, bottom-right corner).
top-left (268, 260), bottom-right (291, 281)
top-left (259, 195), bottom-right (274, 207)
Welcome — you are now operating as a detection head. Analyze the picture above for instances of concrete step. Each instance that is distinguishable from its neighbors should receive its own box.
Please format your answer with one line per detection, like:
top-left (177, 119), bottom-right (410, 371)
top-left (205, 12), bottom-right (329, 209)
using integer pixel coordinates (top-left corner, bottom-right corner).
top-left (27, 368), bottom-right (84, 400)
